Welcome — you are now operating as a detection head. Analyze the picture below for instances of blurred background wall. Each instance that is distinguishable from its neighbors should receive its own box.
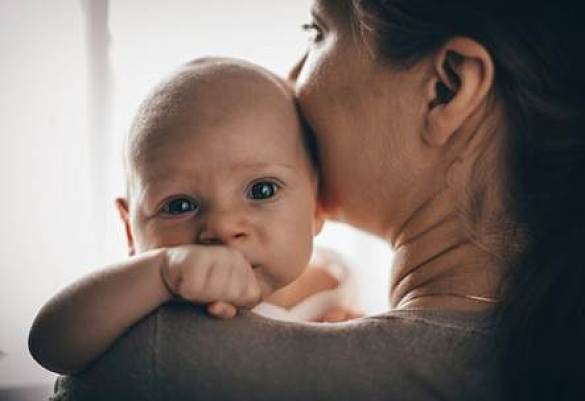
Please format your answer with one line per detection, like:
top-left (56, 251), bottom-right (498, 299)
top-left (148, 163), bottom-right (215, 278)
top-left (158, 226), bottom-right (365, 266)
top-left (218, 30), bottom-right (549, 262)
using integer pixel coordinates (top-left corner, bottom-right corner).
top-left (0, 0), bottom-right (392, 393)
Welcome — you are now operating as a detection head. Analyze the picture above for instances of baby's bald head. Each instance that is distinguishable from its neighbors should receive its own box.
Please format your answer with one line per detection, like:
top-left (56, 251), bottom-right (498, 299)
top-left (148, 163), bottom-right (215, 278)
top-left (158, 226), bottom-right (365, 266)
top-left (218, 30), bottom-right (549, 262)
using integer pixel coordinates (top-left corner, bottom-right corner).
top-left (125, 58), bottom-right (316, 196)
top-left (116, 58), bottom-right (325, 293)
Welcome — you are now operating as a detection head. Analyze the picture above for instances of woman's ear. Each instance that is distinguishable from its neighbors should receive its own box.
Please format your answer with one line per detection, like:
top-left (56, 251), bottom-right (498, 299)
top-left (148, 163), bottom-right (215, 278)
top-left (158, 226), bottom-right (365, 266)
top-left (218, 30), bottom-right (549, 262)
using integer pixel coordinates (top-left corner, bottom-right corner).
top-left (115, 198), bottom-right (136, 256)
top-left (424, 37), bottom-right (495, 147)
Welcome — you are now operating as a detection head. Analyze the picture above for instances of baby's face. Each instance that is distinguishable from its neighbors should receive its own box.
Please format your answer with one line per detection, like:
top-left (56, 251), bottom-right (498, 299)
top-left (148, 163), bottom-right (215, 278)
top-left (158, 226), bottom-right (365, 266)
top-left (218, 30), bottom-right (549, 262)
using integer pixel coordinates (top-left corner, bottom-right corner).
top-left (124, 76), bottom-right (321, 294)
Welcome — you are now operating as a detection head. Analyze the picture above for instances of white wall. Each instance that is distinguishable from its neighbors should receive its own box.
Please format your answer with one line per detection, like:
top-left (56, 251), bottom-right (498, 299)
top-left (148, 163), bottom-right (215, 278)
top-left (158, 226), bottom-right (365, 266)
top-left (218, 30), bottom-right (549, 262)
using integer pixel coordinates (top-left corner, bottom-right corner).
top-left (0, 0), bottom-right (92, 388)
top-left (0, 0), bottom-right (392, 389)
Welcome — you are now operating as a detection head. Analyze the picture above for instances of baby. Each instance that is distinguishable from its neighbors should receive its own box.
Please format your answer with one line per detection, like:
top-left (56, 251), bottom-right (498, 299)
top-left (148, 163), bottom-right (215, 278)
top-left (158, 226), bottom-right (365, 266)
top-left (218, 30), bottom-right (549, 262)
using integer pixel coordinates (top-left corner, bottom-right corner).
top-left (29, 58), bottom-right (357, 375)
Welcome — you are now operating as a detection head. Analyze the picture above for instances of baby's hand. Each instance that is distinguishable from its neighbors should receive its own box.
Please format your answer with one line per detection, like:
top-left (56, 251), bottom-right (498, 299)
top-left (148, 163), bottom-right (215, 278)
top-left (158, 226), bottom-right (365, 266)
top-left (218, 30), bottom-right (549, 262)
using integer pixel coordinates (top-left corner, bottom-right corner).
top-left (161, 245), bottom-right (262, 319)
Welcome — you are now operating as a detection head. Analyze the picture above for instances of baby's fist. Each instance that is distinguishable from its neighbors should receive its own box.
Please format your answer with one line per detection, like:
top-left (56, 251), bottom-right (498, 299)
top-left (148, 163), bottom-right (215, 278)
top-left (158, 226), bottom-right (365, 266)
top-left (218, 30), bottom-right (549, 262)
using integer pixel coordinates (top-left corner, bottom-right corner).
top-left (161, 245), bottom-right (262, 311)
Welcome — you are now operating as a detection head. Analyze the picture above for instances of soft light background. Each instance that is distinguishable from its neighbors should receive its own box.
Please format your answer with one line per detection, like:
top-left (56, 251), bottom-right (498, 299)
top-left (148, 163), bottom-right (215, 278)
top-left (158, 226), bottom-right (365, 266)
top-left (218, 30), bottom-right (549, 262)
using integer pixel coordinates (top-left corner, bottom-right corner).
top-left (0, 0), bottom-right (392, 392)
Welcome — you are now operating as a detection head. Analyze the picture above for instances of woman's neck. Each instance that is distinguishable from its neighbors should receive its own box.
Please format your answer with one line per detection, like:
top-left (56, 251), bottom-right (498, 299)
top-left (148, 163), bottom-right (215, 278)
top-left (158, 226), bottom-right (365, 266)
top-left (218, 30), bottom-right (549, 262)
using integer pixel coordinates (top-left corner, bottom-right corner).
top-left (388, 188), bottom-right (504, 311)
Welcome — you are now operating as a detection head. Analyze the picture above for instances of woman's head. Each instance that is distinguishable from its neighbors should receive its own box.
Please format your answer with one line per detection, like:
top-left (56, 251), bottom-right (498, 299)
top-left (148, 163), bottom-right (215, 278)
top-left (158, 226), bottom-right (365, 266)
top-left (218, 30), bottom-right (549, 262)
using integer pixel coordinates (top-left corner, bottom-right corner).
top-left (293, 0), bottom-right (585, 235)
top-left (291, 0), bottom-right (506, 242)
top-left (293, 0), bottom-right (585, 399)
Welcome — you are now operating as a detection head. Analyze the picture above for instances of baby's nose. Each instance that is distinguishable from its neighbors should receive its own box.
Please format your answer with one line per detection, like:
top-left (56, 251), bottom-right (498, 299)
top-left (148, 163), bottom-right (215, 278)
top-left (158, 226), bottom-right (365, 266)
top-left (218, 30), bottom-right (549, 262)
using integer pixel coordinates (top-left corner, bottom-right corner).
top-left (197, 209), bottom-right (249, 246)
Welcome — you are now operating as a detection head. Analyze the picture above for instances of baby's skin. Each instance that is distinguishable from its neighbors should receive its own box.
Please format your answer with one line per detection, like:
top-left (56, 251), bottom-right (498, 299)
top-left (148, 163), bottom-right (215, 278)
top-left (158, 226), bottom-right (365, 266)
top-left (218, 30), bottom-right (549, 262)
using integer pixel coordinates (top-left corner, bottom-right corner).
top-left (28, 58), bottom-right (333, 375)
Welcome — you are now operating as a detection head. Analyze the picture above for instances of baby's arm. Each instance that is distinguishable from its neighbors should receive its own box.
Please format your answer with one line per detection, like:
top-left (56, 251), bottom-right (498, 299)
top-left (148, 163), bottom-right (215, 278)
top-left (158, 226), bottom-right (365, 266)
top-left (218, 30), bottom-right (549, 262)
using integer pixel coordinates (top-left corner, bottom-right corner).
top-left (264, 253), bottom-right (362, 323)
top-left (28, 245), bottom-right (261, 375)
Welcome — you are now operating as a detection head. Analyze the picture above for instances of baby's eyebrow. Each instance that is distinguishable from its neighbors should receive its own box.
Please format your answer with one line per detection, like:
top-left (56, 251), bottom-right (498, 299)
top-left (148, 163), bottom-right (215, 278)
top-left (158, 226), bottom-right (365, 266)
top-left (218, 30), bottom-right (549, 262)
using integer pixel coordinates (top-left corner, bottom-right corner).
top-left (229, 161), bottom-right (295, 172)
top-left (141, 162), bottom-right (295, 190)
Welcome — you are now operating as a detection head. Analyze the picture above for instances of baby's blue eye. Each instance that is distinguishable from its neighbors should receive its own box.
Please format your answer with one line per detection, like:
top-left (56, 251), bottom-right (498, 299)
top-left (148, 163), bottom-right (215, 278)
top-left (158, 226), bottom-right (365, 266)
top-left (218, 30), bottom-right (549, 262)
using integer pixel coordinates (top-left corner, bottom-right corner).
top-left (161, 197), bottom-right (198, 215)
top-left (248, 181), bottom-right (279, 200)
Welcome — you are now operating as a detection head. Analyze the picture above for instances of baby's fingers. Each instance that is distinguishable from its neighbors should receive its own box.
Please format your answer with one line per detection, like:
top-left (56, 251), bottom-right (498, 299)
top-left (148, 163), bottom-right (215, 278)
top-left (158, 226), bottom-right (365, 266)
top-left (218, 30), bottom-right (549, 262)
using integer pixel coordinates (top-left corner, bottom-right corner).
top-left (207, 301), bottom-right (237, 319)
top-left (314, 307), bottom-right (364, 322)
top-left (238, 272), bottom-right (262, 308)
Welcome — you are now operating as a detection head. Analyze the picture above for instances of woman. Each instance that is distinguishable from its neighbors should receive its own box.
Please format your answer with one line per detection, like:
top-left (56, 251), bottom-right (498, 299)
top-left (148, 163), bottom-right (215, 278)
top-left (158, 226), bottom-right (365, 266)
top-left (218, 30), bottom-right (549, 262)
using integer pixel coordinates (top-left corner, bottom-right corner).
top-left (54, 1), bottom-right (584, 400)
top-left (292, 1), bottom-right (585, 400)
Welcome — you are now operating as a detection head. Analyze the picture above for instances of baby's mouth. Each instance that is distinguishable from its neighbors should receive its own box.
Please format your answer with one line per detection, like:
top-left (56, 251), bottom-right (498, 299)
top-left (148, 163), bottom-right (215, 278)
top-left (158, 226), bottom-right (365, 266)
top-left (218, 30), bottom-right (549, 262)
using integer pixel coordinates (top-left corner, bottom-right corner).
top-left (252, 264), bottom-right (261, 270)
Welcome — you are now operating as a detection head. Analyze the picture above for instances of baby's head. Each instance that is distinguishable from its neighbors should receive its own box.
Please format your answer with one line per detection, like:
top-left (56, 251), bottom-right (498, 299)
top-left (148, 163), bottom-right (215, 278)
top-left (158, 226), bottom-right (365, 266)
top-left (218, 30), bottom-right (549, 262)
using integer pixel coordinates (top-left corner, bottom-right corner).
top-left (116, 58), bottom-right (323, 294)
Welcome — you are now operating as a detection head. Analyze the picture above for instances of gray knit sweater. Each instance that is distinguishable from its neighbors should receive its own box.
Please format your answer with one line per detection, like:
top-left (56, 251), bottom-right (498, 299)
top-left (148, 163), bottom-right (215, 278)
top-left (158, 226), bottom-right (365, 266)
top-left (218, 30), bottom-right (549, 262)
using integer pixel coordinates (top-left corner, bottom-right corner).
top-left (52, 304), bottom-right (500, 401)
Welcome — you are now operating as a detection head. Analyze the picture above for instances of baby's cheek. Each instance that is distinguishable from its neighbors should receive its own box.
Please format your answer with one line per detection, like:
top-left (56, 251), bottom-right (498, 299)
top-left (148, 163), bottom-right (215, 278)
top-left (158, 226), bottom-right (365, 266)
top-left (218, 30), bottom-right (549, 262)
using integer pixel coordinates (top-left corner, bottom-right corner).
top-left (139, 218), bottom-right (200, 250)
top-left (261, 201), bottom-right (315, 288)
top-left (280, 220), bottom-right (315, 283)
top-left (269, 249), bottom-right (306, 289)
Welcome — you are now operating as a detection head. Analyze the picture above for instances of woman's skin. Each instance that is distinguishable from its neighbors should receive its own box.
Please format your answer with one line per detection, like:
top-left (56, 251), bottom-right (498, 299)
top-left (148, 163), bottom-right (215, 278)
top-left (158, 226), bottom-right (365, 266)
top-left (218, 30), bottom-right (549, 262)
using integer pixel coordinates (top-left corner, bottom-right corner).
top-left (291, 0), bottom-right (508, 311)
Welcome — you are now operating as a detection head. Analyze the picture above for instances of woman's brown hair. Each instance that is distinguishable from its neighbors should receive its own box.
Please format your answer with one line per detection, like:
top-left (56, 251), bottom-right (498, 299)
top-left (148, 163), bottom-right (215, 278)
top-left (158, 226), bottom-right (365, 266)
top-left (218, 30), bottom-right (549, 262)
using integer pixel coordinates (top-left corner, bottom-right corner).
top-left (349, 1), bottom-right (585, 399)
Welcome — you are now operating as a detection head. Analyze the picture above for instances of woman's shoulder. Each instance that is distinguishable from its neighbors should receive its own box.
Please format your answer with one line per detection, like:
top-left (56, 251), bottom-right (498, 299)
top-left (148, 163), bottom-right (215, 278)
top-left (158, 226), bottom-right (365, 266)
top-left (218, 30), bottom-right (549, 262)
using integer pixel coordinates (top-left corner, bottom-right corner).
top-left (150, 304), bottom-right (494, 357)
top-left (375, 308), bottom-right (494, 334)
top-left (54, 303), bottom-right (498, 401)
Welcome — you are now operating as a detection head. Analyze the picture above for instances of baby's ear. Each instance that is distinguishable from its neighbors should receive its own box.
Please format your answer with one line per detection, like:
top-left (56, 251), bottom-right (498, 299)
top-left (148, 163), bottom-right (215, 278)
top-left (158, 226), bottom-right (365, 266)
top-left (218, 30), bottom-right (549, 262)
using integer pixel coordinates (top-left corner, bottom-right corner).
top-left (313, 201), bottom-right (326, 237)
top-left (115, 198), bottom-right (135, 256)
